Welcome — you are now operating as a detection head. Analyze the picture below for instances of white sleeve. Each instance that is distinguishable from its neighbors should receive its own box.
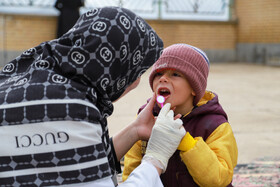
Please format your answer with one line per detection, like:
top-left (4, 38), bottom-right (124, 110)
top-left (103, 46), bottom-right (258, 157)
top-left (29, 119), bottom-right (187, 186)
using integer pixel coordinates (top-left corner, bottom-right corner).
top-left (119, 161), bottom-right (163, 187)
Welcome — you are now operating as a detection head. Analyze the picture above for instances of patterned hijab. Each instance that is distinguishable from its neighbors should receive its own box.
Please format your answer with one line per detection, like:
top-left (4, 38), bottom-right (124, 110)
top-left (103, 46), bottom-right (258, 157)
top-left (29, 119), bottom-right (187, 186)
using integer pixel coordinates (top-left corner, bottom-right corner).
top-left (0, 7), bottom-right (163, 186)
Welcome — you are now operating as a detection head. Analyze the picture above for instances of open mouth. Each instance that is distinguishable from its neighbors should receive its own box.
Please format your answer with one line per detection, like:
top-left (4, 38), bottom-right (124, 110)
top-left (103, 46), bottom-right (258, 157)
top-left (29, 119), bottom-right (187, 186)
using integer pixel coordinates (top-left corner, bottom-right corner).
top-left (158, 88), bottom-right (171, 97)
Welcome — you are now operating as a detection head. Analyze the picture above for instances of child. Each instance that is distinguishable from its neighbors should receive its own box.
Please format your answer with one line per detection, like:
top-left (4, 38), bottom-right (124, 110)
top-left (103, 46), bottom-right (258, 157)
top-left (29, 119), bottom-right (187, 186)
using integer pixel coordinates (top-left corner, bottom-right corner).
top-left (123, 44), bottom-right (238, 187)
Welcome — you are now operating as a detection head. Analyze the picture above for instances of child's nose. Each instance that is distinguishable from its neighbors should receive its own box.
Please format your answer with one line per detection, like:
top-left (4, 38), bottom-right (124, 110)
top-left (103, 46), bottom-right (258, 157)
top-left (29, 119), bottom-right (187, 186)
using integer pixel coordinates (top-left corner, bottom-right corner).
top-left (159, 74), bottom-right (168, 82)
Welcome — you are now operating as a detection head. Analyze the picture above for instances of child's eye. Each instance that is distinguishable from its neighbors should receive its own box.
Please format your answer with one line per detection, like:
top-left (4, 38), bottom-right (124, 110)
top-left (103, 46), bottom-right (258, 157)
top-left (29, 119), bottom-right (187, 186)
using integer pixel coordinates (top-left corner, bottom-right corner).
top-left (172, 72), bottom-right (181, 77)
top-left (154, 72), bottom-right (163, 77)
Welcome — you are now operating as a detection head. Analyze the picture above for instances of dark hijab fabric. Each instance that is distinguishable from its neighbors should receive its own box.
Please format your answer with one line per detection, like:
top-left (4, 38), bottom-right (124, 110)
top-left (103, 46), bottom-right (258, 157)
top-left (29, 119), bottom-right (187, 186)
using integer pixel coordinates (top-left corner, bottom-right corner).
top-left (0, 7), bottom-right (163, 186)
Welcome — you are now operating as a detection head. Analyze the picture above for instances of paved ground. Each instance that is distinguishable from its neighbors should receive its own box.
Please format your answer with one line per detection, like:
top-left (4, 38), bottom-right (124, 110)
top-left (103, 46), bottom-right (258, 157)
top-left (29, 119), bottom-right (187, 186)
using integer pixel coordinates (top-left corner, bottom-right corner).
top-left (108, 63), bottom-right (280, 164)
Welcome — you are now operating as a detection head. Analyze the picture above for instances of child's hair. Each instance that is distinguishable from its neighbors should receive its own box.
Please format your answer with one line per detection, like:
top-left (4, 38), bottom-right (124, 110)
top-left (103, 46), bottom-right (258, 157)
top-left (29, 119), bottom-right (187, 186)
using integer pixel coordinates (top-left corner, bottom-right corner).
top-left (149, 43), bottom-right (210, 105)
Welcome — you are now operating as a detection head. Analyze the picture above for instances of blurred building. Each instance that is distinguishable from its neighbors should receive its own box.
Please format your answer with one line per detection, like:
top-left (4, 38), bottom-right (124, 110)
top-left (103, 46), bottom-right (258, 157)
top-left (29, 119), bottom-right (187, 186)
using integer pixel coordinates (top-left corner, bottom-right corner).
top-left (0, 0), bottom-right (279, 66)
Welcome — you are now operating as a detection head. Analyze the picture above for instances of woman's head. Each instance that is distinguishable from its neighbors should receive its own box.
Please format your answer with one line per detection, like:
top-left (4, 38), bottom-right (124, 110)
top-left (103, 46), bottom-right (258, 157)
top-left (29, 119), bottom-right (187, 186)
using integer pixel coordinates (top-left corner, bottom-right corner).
top-left (55, 6), bottom-right (163, 102)
top-left (0, 7), bottom-right (163, 119)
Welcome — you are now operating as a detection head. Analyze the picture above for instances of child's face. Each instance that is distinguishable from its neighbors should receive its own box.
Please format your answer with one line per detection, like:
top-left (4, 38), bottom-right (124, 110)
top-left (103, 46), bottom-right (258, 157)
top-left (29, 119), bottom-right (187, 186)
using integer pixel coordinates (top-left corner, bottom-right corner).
top-left (152, 69), bottom-right (195, 115)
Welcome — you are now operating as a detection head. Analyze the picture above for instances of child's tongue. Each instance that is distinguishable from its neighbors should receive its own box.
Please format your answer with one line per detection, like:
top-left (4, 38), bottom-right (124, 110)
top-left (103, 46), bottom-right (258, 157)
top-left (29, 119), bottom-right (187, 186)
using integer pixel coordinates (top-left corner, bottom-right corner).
top-left (161, 92), bottom-right (169, 97)
top-left (159, 91), bottom-right (170, 98)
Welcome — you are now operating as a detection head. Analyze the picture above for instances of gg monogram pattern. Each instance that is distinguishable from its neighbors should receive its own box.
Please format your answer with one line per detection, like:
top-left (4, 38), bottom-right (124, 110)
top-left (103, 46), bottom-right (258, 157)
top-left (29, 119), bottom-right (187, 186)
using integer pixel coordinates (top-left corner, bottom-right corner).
top-left (0, 7), bottom-right (163, 186)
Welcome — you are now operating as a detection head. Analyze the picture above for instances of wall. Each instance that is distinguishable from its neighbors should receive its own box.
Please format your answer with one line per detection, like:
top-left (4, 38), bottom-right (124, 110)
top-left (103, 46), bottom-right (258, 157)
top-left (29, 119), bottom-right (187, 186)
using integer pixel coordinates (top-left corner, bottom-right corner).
top-left (235, 0), bottom-right (280, 65)
top-left (0, 14), bottom-right (237, 66)
top-left (0, 14), bottom-right (57, 66)
top-left (147, 20), bottom-right (237, 63)
top-left (1, 0), bottom-right (280, 65)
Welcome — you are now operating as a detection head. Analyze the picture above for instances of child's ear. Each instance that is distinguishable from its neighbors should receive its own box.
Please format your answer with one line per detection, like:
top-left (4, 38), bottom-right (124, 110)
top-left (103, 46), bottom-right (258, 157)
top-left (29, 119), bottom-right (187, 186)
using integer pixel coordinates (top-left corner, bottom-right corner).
top-left (191, 90), bottom-right (196, 96)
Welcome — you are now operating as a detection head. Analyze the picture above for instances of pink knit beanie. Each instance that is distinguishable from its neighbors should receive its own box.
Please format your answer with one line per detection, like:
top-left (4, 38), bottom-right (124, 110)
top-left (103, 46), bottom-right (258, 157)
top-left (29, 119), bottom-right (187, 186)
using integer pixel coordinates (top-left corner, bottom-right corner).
top-left (149, 44), bottom-right (210, 105)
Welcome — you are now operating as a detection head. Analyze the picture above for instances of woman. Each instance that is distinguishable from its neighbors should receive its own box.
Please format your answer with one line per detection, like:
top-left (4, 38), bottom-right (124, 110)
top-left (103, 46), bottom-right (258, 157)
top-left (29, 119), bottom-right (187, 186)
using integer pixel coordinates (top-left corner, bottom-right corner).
top-left (0, 6), bottom-right (185, 186)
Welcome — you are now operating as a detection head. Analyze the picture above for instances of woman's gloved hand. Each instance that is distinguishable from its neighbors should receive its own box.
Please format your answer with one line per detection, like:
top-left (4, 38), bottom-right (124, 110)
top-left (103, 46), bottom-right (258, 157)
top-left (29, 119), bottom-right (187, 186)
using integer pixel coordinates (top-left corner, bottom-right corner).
top-left (143, 103), bottom-right (186, 172)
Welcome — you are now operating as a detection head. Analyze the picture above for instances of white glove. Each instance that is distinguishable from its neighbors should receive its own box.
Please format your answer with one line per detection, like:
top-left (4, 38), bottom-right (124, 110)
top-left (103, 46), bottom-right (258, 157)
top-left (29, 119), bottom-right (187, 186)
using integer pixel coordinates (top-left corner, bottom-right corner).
top-left (143, 103), bottom-right (186, 172)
